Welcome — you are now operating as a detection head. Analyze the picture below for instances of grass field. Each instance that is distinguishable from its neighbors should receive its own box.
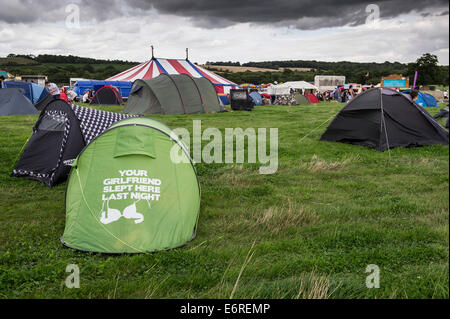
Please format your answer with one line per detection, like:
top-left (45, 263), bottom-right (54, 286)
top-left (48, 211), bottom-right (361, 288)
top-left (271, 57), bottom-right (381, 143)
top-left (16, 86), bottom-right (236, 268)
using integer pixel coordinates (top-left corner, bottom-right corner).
top-left (0, 102), bottom-right (448, 299)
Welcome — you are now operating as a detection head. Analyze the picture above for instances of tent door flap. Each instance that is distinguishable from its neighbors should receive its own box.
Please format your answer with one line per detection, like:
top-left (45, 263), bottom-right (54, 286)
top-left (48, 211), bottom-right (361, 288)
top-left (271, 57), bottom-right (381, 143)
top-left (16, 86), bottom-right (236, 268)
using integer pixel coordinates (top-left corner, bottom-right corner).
top-left (113, 126), bottom-right (156, 159)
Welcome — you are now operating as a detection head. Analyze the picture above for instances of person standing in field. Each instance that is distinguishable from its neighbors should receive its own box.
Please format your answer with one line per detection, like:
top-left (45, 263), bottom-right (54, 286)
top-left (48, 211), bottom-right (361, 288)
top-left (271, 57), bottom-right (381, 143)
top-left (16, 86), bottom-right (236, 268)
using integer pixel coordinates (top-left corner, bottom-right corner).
top-left (334, 87), bottom-right (341, 102)
top-left (0, 75), bottom-right (5, 88)
top-left (46, 81), bottom-right (60, 99)
top-left (67, 89), bottom-right (77, 103)
top-left (59, 87), bottom-right (69, 102)
top-left (341, 90), bottom-right (348, 103)
top-left (82, 90), bottom-right (91, 103)
top-left (348, 85), bottom-right (355, 100)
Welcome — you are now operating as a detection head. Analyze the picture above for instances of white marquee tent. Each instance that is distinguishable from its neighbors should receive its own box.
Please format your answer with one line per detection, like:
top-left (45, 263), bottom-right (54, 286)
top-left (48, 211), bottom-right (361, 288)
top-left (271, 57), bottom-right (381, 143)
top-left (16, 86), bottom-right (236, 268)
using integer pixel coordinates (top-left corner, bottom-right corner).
top-left (264, 81), bottom-right (318, 95)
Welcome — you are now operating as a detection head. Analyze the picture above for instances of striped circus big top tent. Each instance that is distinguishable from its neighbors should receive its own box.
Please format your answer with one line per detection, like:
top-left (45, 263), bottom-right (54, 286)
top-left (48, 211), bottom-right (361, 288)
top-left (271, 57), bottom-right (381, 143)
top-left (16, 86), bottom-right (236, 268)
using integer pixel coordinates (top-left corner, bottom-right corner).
top-left (106, 57), bottom-right (238, 95)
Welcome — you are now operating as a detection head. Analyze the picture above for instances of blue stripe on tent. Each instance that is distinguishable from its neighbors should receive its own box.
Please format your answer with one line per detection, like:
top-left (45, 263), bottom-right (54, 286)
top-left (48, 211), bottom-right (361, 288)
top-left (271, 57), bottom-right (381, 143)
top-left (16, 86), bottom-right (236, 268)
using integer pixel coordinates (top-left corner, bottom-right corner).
top-left (153, 59), bottom-right (168, 74)
top-left (185, 60), bottom-right (205, 78)
top-left (187, 61), bottom-right (238, 88)
top-left (219, 95), bottom-right (230, 105)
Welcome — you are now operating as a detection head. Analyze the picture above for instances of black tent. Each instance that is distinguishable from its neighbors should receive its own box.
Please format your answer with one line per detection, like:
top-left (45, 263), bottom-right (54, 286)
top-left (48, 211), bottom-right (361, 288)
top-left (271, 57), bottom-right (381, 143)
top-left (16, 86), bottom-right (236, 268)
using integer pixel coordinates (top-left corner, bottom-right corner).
top-left (0, 88), bottom-right (38, 116)
top-left (230, 89), bottom-right (254, 111)
top-left (34, 94), bottom-right (54, 111)
top-left (320, 88), bottom-right (449, 151)
top-left (90, 85), bottom-right (123, 105)
top-left (12, 100), bottom-right (137, 186)
top-left (433, 106), bottom-right (449, 120)
top-left (433, 106), bottom-right (449, 129)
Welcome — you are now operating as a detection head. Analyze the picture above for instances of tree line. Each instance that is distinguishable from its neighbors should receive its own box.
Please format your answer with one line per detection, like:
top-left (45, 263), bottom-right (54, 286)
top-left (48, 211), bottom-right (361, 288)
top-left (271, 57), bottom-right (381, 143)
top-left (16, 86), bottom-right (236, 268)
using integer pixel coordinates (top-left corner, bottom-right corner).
top-left (1, 53), bottom-right (447, 86)
top-left (207, 54), bottom-right (449, 86)
top-left (6, 54), bottom-right (137, 65)
top-left (1, 54), bottom-right (138, 84)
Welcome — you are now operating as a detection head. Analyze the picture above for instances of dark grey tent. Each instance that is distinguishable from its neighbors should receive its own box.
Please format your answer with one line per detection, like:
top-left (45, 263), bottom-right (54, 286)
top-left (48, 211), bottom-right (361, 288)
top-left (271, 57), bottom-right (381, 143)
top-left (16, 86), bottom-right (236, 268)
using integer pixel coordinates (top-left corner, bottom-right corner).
top-left (124, 74), bottom-right (224, 114)
top-left (90, 85), bottom-right (123, 106)
top-left (0, 88), bottom-right (38, 116)
top-left (294, 93), bottom-right (311, 105)
top-left (320, 88), bottom-right (449, 151)
top-left (433, 106), bottom-right (449, 129)
top-left (433, 106), bottom-right (449, 120)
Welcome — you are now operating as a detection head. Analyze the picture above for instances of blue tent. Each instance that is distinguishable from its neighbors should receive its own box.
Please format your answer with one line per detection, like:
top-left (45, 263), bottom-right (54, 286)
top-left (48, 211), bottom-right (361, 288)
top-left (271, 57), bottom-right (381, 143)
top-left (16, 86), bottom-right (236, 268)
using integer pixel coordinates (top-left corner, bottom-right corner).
top-left (2, 81), bottom-right (49, 104)
top-left (249, 91), bottom-right (263, 106)
top-left (417, 92), bottom-right (439, 107)
top-left (72, 81), bottom-right (132, 98)
top-left (403, 90), bottom-right (438, 107)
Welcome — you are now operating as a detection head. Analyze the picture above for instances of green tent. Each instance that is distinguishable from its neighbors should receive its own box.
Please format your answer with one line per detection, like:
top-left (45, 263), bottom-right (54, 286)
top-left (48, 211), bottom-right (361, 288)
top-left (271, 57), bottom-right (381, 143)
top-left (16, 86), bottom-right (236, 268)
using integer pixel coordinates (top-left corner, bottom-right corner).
top-left (124, 74), bottom-right (224, 115)
top-left (61, 117), bottom-right (201, 253)
top-left (294, 93), bottom-right (311, 105)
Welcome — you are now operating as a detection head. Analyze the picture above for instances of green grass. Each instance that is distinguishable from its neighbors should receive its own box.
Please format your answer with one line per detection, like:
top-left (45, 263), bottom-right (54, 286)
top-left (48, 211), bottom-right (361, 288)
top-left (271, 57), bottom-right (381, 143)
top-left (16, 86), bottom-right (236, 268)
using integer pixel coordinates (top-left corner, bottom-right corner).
top-left (0, 102), bottom-right (448, 299)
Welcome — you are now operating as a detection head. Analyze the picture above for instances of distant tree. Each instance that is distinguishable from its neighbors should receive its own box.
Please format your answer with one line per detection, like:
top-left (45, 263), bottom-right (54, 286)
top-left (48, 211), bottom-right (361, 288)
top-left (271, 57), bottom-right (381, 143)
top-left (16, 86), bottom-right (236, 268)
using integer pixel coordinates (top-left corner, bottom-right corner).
top-left (408, 53), bottom-right (440, 86)
top-left (440, 65), bottom-right (449, 86)
top-left (82, 64), bottom-right (94, 73)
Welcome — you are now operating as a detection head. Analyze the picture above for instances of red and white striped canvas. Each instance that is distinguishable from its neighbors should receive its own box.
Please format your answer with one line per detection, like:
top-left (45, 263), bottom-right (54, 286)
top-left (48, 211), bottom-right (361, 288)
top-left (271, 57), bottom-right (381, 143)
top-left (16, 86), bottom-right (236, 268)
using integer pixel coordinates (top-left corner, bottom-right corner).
top-left (106, 58), bottom-right (238, 94)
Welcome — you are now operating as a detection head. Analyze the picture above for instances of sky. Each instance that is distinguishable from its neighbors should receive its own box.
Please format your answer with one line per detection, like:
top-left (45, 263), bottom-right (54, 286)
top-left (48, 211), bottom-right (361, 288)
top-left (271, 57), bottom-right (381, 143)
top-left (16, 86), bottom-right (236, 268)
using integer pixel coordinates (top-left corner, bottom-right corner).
top-left (0, 0), bottom-right (448, 65)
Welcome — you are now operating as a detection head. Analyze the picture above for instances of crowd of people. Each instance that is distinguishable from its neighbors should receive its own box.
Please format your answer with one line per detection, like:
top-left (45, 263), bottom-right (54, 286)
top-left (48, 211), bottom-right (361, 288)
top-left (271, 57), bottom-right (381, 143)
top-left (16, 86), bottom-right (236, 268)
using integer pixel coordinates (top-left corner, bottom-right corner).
top-left (254, 82), bottom-right (447, 106)
top-left (325, 84), bottom-right (375, 103)
top-left (44, 81), bottom-right (93, 104)
top-left (272, 84), bottom-right (372, 105)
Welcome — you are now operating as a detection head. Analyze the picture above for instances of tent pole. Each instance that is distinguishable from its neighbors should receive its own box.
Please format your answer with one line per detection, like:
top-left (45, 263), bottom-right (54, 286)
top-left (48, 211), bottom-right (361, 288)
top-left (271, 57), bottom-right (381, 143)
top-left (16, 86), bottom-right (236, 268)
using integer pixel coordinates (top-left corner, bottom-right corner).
top-left (151, 45), bottom-right (154, 59)
top-left (186, 48), bottom-right (189, 60)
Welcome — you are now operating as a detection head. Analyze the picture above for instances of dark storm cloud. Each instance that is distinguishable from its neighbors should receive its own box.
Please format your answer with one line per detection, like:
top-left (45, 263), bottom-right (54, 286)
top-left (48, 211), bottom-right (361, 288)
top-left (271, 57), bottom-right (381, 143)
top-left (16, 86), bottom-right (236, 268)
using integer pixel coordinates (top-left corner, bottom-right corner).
top-left (131, 0), bottom-right (450, 29)
top-left (0, 0), bottom-right (124, 24)
top-left (0, 0), bottom-right (448, 29)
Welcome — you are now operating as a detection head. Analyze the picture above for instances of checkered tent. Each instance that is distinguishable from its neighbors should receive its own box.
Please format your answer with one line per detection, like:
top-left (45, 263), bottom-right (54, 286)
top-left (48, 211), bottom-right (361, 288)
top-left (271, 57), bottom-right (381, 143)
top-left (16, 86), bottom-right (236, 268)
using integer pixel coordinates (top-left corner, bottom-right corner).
top-left (11, 100), bottom-right (138, 187)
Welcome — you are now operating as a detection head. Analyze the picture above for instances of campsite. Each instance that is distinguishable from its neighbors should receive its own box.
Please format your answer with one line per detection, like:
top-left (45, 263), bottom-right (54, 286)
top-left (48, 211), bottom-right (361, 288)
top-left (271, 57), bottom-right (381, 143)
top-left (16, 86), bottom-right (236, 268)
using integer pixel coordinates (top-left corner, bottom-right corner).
top-left (1, 56), bottom-right (449, 300)
top-left (1, 96), bottom-right (449, 298)
top-left (0, 0), bottom-right (449, 306)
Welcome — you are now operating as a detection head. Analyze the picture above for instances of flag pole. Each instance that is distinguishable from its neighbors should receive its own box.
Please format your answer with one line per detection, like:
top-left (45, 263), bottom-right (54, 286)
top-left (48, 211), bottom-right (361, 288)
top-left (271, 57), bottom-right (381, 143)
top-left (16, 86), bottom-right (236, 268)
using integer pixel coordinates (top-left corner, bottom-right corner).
top-left (412, 71), bottom-right (418, 90)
